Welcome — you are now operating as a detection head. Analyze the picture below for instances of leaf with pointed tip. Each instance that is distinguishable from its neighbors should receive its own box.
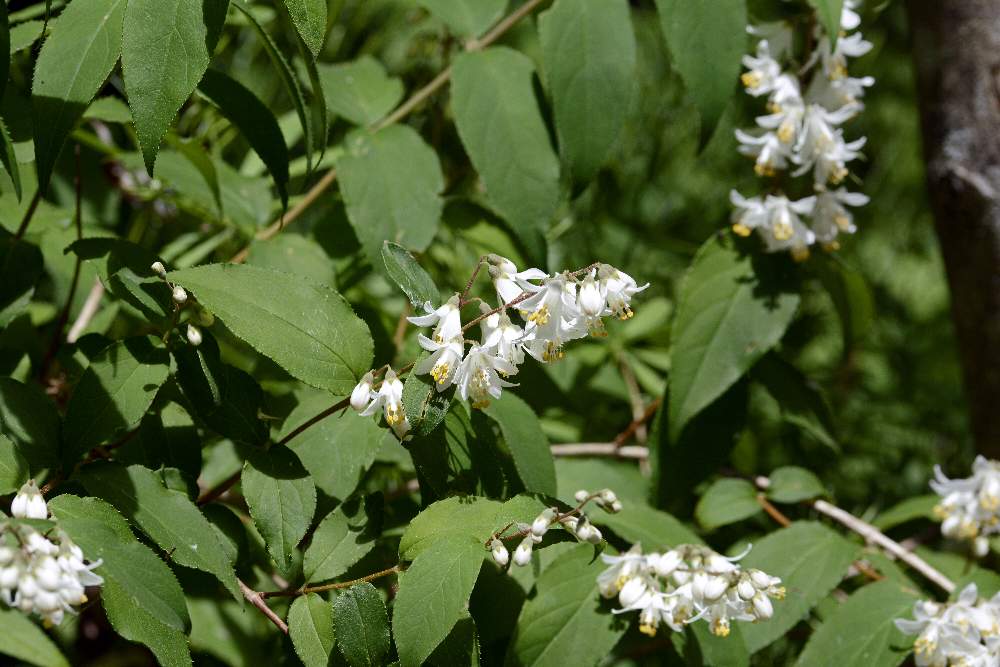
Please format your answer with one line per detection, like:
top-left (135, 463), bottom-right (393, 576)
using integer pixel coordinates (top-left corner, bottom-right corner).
top-left (0, 378), bottom-right (60, 474)
top-left (32, 0), bottom-right (126, 192)
top-left (382, 242), bottom-right (438, 309)
top-left (317, 56), bottom-right (402, 126)
top-left (0, 434), bottom-right (28, 495)
top-left (333, 583), bottom-right (390, 667)
top-left (0, 118), bottom-right (20, 201)
top-left (289, 594), bottom-right (335, 667)
top-left (304, 495), bottom-right (382, 583)
top-left (121, 0), bottom-right (228, 172)
top-left (280, 0), bottom-right (327, 57)
top-left (483, 393), bottom-right (557, 496)
top-left (695, 478), bottom-right (761, 530)
top-left (0, 236), bottom-right (42, 328)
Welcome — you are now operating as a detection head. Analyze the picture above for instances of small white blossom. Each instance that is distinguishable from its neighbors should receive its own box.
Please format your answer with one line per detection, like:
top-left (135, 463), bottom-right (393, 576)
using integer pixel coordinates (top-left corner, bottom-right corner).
top-left (490, 539), bottom-right (509, 567)
top-left (811, 188), bottom-right (869, 247)
top-left (360, 369), bottom-right (409, 438)
top-left (479, 306), bottom-right (529, 366)
top-left (513, 536), bottom-right (534, 566)
top-left (531, 509), bottom-right (555, 538)
top-left (407, 294), bottom-right (463, 343)
top-left (486, 255), bottom-right (547, 305)
top-left (730, 192), bottom-right (816, 261)
top-left (150, 261), bottom-right (166, 277)
top-left (896, 583), bottom-right (1000, 666)
top-left (414, 335), bottom-right (464, 391)
top-left (11, 482), bottom-right (47, 520)
top-left (740, 40), bottom-right (783, 97)
top-left (186, 324), bottom-right (202, 346)
top-left (735, 130), bottom-right (793, 176)
top-left (599, 265), bottom-right (649, 322)
top-left (931, 456), bottom-right (1000, 556)
top-left (453, 345), bottom-right (517, 408)
top-left (350, 371), bottom-right (375, 412)
top-left (172, 286), bottom-right (188, 304)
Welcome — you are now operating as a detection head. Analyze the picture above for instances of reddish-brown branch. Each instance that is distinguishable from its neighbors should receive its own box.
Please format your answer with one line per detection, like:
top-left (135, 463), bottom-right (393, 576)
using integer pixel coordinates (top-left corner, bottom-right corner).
top-left (239, 578), bottom-right (288, 634)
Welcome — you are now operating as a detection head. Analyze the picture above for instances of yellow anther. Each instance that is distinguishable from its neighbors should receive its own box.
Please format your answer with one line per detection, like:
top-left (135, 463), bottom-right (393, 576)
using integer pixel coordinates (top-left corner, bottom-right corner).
top-left (754, 163), bottom-right (776, 177)
top-left (741, 72), bottom-right (761, 89)
top-left (773, 222), bottom-right (793, 241)
top-left (823, 241), bottom-right (840, 252)
top-left (777, 122), bottom-right (795, 144)
top-left (830, 166), bottom-right (848, 185)
top-left (835, 214), bottom-right (852, 231)
top-left (732, 223), bottom-right (752, 237)
top-left (791, 246), bottom-right (810, 263)
top-left (773, 586), bottom-right (786, 600)
top-left (639, 623), bottom-right (657, 637)
top-left (528, 306), bottom-right (550, 326)
top-left (711, 620), bottom-right (731, 637)
top-left (431, 363), bottom-right (450, 385)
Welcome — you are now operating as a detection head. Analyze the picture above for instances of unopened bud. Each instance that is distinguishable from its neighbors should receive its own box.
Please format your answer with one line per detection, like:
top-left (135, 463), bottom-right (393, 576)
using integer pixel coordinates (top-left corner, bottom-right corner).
top-left (531, 509), bottom-right (555, 537)
top-left (150, 261), bottom-right (166, 277)
top-left (752, 592), bottom-right (774, 619)
top-left (490, 539), bottom-right (509, 567)
top-left (574, 489), bottom-right (589, 504)
top-left (513, 537), bottom-right (533, 566)
top-left (350, 372), bottom-right (375, 412)
top-left (599, 489), bottom-right (618, 505)
top-left (186, 324), bottom-right (202, 346)
top-left (11, 481), bottom-right (47, 520)
top-left (585, 525), bottom-right (603, 544)
top-left (974, 536), bottom-right (990, 558)
top-left (172, 286), bottom-right (188, 304)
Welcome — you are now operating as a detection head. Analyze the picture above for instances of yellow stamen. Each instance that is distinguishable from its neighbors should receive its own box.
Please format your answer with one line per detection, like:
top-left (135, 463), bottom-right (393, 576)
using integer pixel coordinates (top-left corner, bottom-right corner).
top-left (711, 620), bottom-right (731, 637)
top-left (741, 72), bottom-right (761, 89)
top-left (791, 247), bottom-right (810, 263)
top-left (732, 223), bottom-right (752, 237)
top-left (754, 163), bottom-right (776, 177)
top-left (639, 623), bottom-right (657, 637)
top-left (823, 241), bottom-right (840, 252)
top-left (431, 363), bottom-right (450, 385)
top-left (528, 306), bottom-right (550, 326)
top-left (773, 222), bottom-right (793, 241)
top-left (777, 121), bottom-right (795, 144)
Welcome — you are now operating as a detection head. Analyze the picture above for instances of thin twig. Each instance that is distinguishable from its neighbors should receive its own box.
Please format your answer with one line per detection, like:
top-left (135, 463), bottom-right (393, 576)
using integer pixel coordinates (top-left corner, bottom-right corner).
top-left (613, 398), bottom-right (662, 446)
top-left (66, 279), bottom-right (105, 343)
top-left (617, 356), bottom-right (649, 445)
top-left (277, 396), bottom-right (351, 448)
top-left (13, 190), bottom-right (42, 241)
top-left (197, 469), bottom-right (242, 506)
top-left (756, 494), bottom-right (792, 527)
top-left (239, 579), bottom-right (288, 634)
top-left (260, 564), bottom-right (405, 598)
top-left (459, 256), bottom-right (487, 305)
top-left (550, 443), bottom-right (648, 459)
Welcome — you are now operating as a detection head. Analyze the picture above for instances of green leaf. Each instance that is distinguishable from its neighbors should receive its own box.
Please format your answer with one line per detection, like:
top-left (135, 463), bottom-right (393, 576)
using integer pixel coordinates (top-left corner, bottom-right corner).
top-left (231, 0), bottom-right (314, 172)
top-left (246, 233), bottom-right (336, 286)
top-left (382, 241), bottom-right (438, 309)
top-left (78, 461), bottom-right (240, 601)
top-left (451, 47), bottom-right (560, 258)
top-left (653, 0), bottom-right (746, 141)
top-left (694, 478), bottom-right (761, 530)
top-left (402, 357), bottom-right (452, 438)
top-left (0, 378), bottom-right (60, 475)
top-left (317, 55), bottom-right (403, 126)
top-left (167, 135), bottom-right (223, 216)
top-left (289, 594), bottom-right (336, 667)
top-left (393, 536), bottom-right (486, 667)
top-left (795, 580), bottom-right (919, 667)
top-left (62, 336), bottom-right (170, 461)
top-left (337, 125), bottom-right (444, 269)
top-left (506, 544), bottom-right (626, 667)
top-left (122, 0), bottom-right (228, 171)
top-left (0, 608), bottom-right (69, 667)
top-left (415, 0), bottom-right (507, 38)
top-left (872, 495), bottom-right (938, 531)
top-left (429, 616), bottom-right (480, 666)
top-left (740, 521), bottom-right (860, 654)
top-left (814, 255), bottom-right (874, 351)
top-left (169, 263), bottom-right (373, 395)
top-left (688, 622), bottom-right (750, 667)
top-left (304, 495), bottom-right (382, 583)
top-left (32, 0), bottom-right (126, 192)
top-left (280, 391), bottom-right (388, 502)
top-left (83, 96), bottom-right (133, 123)
top-left (198, 67), bottom-right (290, 208)
top-left (592, 501), bottom-right (701, 550)
top-left (767, 466), bottom-right (826, 503)
top-left (280, 0), bottom-right (326, 57)
top-left (538, 0), bottom-right (636, 182)
top-left (10, 20), bottom-right (46, 55)
top-left (482, 392), bottom-right (557, 496)
top-left (0, 433), bottom-right (28, 494)
top-left (333, 583), bottom-right (391, 667)
top-left (243, 445), bottom-right (317, 571)
top-left (399, 495), bottom-right (502, 560)
top-left (668, 237), bottom-right (800, 441)
top-left (808, 0), bottom-right (845, 47)
top-left (0, 3), bottom-right (8, 101)
top-left (49, 495), bottom-right (192, 664)
top-left (0, 236), bottom-right (43, 327)
top-left (0, 119), bottom-right (20, 201)
top-left (752, 354), bottom-right (838, 451)
top-left (173, 331), bottom-right (268, 445)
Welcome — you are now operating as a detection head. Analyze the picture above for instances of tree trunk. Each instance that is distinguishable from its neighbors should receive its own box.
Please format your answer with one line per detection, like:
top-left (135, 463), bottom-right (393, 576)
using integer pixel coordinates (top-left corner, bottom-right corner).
top-left (907, 0), bottom-right (1000, 456)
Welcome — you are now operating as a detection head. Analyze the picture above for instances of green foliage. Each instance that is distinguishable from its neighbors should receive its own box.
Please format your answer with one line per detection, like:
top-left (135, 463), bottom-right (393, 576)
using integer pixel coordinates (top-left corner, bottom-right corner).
top-left (318, 55), bottom-right (402, 126)
top-left (482, 392), bottom-right (557, 496)
top-left (416, 0), bottom-right (507, 39)
top-left (382, 242), bottom-right (439, 309)
top-left (0, 433), bottom-right (28, 493)
top-left (0, 608), bottom-right (69, 667)
top-left (333, 583), bottom-right (391, 667)
top-left (304, 495), bottom-right (382, 582)
top-left (694, 478), bottom-right (760, 530)
top-left (289, 594), bottom-right (336, 667)
top-left (767, 466), bottom-right (826, 503)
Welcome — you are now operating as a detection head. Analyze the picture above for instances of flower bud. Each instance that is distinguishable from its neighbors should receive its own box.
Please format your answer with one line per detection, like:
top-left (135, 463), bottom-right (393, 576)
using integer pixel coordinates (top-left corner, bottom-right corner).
top-left (0, 546), bottom-right (14, 567)
top-left (513, 537), bottom-right (534, 566)
top-left (574, 489), bottom-right (590, 504)
top-left (150, 261), bottom-right (166, 277)
top-left (186, 324), bottom-right (202, 346)
top-left (599, 489), bottom-right (618, 505)
top-left (491, 539), bottom-right (509, 567)
top-left (608, 500), bottom-right (623, 514)
top-left (749, 569), bottom-right (772, 590)
top-left (578, 275), bottom-right (605, 317)
top-left (974, 536), bottom-right (990, 558)
top-left (752, 592), bottom-right (774, 619)
top-left (172, 286), bottom-right (188, 304)
top-left (531, 509), bottom-right (555, 537)
top-left (350, 372), bottom-right (374, 412)
top-left (585, 525), bottom-right (603, 544)
top-left (737, 578), bottom-right (756, 601)
top-left (559, 516), bottom-right (579, 532)
top-left (703, 575), bottom-right (728, 602)
top-left (12, 481), bottom-right (48, 520)
top-left (618, 576), bottom-right (647, 608)
top-left (652, 550), bottom-right (682, 578)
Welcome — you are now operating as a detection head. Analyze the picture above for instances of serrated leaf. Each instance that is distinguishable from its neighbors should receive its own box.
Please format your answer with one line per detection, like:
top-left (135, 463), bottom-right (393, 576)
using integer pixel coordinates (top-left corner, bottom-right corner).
top-left (653, 0), bottom-right (745, 141)
top-left (0, 377), bottom-right (58, 474)
top-left (317, 55), bottom-right (403, 126)
top-left (333, 583), bottom-right (390, 667)
top-left (289, 594), bottom-right (336, 667)
top-left (767, 466), bottom-right (826, 503)
top-left (668, 237), bottom-right (800, 441)
top-left (10, 20), bottom-right (46, 55)
top-left (78, 461), bottom-right (240, 601)
top-left (83, 96), bottom-right (133, 123)
top-left (0, 119), bottom-right (20, 201)
top-left (795, 580), bottom-right (919, 667)
top-left (280, 0), bottom-right (326, 57)
top-left (247, 233), bottom-right (336, 286)
top-left (304, 495), bottom-right (382, 583)
top-left (279, 392), bottom-right (387, 502)
top-left (48, 495), bottom-right (192, 662)
top-left (198, 67), bottom-right (290, 208)
top-left (695, 478), bottom-right (761, 530)
top-left (0, 235), bottom-right (43, 327)
top-left (451, 47), bottom-right (560, 259)
top-left (382, 242), bottom-right (438, 308)
top-left (168, 134), bottom-right (223, 215)
top-left (592, 501), bottom-right (701, 550)
top-left (0, 608), bottom-right (69, 667)
top-left (752, 353), bottom-right (838, 451)
top-left (506, 544), bottom-right (626, 667)
top-left (398, 495), bottom-right (502, 560)
top-left (482, 393), bottom-right (556, 496)
top-left (62, 336), bottom-right (170, 461)
top-left (337, 125), bottom-right (444, 269)
top-left (872, 495), bottom-right (938, 531)
top-left (0, 433), bottom-right (28, 494)
top-left (121, 0), bottom-right (228, 171)
top-left (808, 0), bottom-right (845, 47)
top-left (416, 0), bottom-right (506, 39)
top-left (394, 536), bottom-right (485, 667)
top-left (402, 357), bottom-right (452, 438)
top-left (169, 264), bottom-right (373, 395)
top-left (243, 445), bottom-right (317, 571)
top-left (538, 0), bottom-right (636, 182)
top-left (32, 0), bottom-right (126, 192)
top-left (740, 521), bottom-right (860, 653)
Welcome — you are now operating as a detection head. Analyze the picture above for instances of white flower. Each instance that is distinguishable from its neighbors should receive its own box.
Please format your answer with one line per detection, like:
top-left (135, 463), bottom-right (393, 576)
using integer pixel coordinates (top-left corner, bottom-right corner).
top-left (931, 457), bottom-right (1000, 555)
top-left (597, 545), bottom-right (648, 598)
top-left (740, 40), bottom-right (783, 97)
top-left (479, 306), bottom-right (528, 366)
top-left (599, 265), bottom-right (649, 322)
top-left (150, 261), bottom-right (166, 277)
top-left (407, 294), bottom-right (462, 343)
top-left (520, 276), bottom-right (583, 363)
top-left (814, 32), bottom-right (873, 80)
top-left (11, 482), bottom-right (47, 520)
top-left (811, 188), bottom-right (869, 246)
top-left (735, 129), bottom-right (793, 176)
top-left (186, 324), bottom-right (202, 346)
top-left (896, 584), bottom-right (1000, 667)
top-left (756, 95), bottom-right (805, 146)
top-left (360, 369), bottom-right (409, 438)
top-left (350, 371), bottom-right (375, 412)
top-left (453, 345), bottom-right (517, 408)
top-left (531, 509), bottom-right (555, 538)
top-left (172, 286), bottom-right (188, 304)
top-left (513, 536), bottom-right (534, 566)
top-left (730, 191), bottom-right (816, 260)
top-left (807, 71), bottom-right (875, 109)
top-left (491, 539), bottom-right (510, 567)
top-left (841, 0), bottom-right (862, 31)
top-left (486, 255), bottom-right (547, 304)
top-left (414, 335), bottom-right (464, 391)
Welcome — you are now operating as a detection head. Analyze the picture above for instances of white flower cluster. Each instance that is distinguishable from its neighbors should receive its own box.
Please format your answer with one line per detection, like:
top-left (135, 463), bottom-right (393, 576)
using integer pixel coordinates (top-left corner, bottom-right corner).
top-left (350, 256), bottom-right (647, 438)
top-left (931, 456), bottom-right (1000, 558)
top-left (895, 583), bottom-right (1000, 667)
top-left (597, 543), bottom-right (784, 639)
top-left (731, 1), bottom-right (873, 260)
top-left (1, 482), bottom-right (103, 626)
top-left (490, 489), bottom-right (621, 569)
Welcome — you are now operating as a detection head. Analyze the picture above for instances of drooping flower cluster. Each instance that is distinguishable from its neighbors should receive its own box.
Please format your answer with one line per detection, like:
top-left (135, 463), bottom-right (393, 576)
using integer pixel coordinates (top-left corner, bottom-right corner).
top-left (597, 543), bottom-right (784, 639)
top-left (895, 583), bottom-right (1000, 666)
top-left (350, 256), bottom-right (647, 438)
top-left (489, 489), bottom-right (621, 569)
top-left (731, 1), bottom-right (873, 260)
top-left (930, 456), bottom-right (1000, 558)
top-left (1, 482), bottom-right (104, 626)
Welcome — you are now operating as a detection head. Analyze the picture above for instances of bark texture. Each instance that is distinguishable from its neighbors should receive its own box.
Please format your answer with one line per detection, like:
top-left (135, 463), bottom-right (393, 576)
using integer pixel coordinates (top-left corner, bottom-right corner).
top-left (908, 0), bottom-right (1000, 456)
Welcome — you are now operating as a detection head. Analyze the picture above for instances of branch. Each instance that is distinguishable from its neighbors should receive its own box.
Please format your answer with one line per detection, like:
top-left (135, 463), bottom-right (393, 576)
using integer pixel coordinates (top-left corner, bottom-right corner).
top-left (550, 443), bottom-right (648, 459)
top-left (239, 578), bottom-right (288, 634)
top-left (66, 278), bottom-right (105, 343)
top-left (260, 564), bottom-right (405, 598)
